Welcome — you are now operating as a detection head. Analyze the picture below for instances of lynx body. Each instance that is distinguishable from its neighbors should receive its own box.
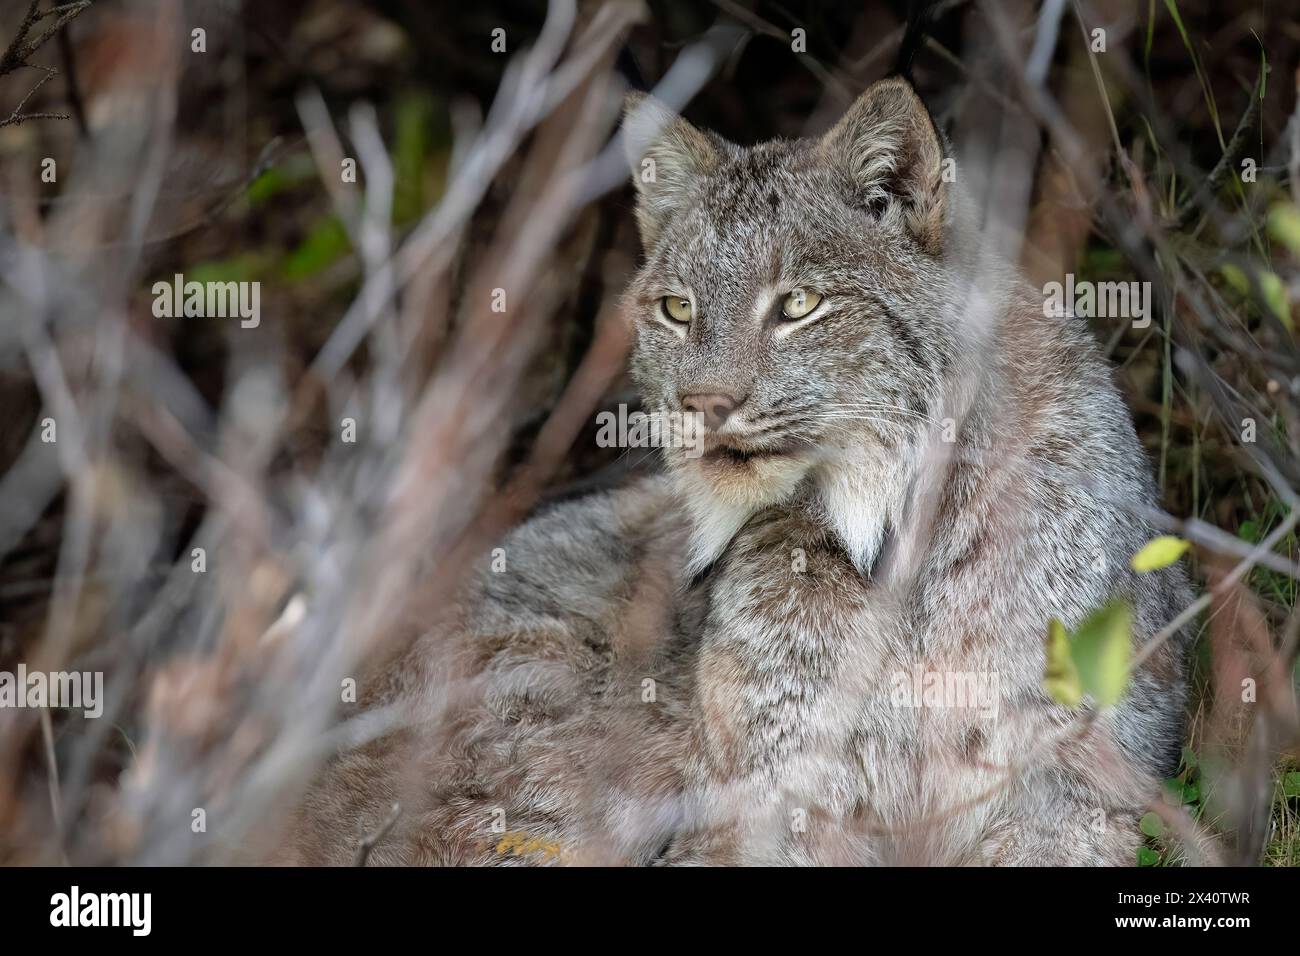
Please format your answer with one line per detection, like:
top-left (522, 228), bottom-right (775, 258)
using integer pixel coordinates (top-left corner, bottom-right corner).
top-left (287, 79), bottom-right (1191, 866)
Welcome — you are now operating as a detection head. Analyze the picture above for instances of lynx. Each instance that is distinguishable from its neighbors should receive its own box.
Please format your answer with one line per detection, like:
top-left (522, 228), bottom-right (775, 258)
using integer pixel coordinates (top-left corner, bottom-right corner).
top-left (283, 78), bottom-right (1192, 866)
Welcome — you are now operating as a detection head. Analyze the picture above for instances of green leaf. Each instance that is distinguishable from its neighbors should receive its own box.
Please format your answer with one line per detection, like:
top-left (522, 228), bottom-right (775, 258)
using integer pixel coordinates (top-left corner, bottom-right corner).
top-left (246, 166), bottom-right (292, 207)
top-left (1238, 519), bottom-right (1261, 544)
top-left (245, 153), bottom-right (318, 208)
top-left (1136, 845), bottom-right (1160, 866)
top-left (1131, 536), bottom-right (1189, 572)
top-left (1139, 812), bottom-right (1166, 838)
top-left (1181, 780), bottom-right (1200, 804)
top-left (1269, 203), bottom-right (1300, 257)
top-left (1044, 618), bottom-right (1083, 708)
top-left (1180, 745), bottom-right (1199, 772)
top-left (281, 216), bottom-right (352, 281)
top-left (1283, 771), bottom-right (1300, 798)
top-left (1071, 601), bottom-right (1133, 708)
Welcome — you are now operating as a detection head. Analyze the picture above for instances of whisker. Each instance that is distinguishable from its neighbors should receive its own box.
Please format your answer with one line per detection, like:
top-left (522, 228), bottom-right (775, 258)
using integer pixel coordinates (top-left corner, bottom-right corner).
top-left (811, 413), bottom-right (925, 424)
top-left (811, 415), bottom-right (916, 430)
top-left (817, 403), bottom-right (940, 424)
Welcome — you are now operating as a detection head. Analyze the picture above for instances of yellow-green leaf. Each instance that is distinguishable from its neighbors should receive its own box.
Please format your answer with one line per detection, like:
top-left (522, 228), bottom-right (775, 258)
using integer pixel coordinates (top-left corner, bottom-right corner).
top-left (1219, 263), bottom-right (1248, 295)
top-left (1131, 535), bottom-right (1190, 572)
top-left (1268, 204), bottom-right (1300, 257)
top-left (1218, 263), bottom-right (1291, 329)
top-left (1260, 270), bottom-right (1292, 328)
top-left (1268, 202), bottom-right (1300, 257)
top-left (1044, 618), bottom-right (1082, 708)
top-left (1071, 601), bottom-right (1133, 708)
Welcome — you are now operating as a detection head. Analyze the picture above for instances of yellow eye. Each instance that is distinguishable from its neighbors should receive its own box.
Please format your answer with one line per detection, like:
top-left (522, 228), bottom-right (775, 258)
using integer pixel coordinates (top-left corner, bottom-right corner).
top-left (781, 289), bottom-right (822, 320)
top-left (661, 295), bottom-right (693, 324)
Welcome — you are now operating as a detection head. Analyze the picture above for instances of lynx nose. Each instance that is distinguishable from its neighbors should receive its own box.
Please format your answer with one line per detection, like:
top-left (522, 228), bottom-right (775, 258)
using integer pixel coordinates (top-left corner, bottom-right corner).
top-left (680, 392), bottom-right (742, 430)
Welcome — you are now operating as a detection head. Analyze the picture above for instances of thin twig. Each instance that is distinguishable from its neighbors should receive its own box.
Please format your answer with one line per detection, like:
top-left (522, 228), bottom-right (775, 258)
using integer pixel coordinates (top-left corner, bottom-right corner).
top-left (353, 803), bottom-right (401, 867)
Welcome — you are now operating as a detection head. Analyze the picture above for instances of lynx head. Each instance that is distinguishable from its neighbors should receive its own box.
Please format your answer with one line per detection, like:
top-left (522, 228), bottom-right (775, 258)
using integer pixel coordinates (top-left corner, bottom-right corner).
top-left (622, 78), bottom-right (965, 572)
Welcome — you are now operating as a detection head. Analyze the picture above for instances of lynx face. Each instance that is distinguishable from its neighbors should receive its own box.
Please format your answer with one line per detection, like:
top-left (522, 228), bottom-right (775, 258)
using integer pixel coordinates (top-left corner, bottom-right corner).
top-left (623, 80), bottom-right (964, 524)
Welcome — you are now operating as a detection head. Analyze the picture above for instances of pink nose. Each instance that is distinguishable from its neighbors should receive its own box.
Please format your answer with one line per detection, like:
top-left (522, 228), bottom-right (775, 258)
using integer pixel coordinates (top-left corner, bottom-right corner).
top-left (681, 393), bottom-right (740, 430)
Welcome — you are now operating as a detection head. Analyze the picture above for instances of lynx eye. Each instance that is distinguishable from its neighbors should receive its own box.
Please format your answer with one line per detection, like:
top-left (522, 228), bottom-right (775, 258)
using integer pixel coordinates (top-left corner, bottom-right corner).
top-left (781, 289), bottom-right (822, 320)
top-left (660, 295), bottom-right (693, 324)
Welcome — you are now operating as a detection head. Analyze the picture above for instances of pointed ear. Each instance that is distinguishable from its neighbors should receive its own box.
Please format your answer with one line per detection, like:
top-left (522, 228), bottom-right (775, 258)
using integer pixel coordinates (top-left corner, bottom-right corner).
top-left (818, 78), bottom-right (947, 255)
top-left (622, 92), bottom-right (719, 253)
